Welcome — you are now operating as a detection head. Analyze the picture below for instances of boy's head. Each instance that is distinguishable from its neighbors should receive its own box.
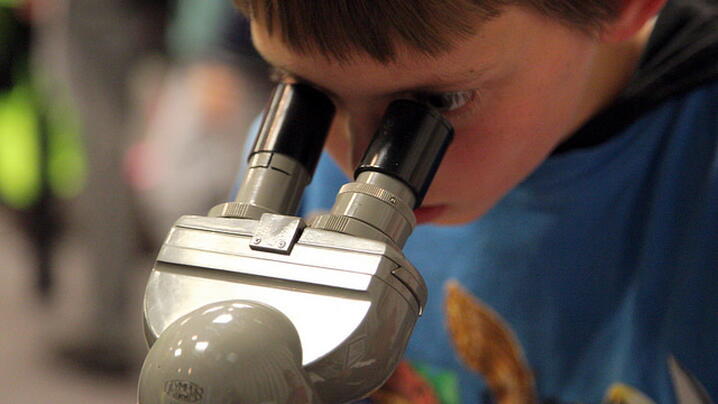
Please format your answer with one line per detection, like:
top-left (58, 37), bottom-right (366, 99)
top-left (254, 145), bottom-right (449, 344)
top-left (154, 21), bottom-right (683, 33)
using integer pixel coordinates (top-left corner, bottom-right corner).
top-left (237, 0), bottom-right (666, 225)
top-left (236, 0), bottom-right (620, 63)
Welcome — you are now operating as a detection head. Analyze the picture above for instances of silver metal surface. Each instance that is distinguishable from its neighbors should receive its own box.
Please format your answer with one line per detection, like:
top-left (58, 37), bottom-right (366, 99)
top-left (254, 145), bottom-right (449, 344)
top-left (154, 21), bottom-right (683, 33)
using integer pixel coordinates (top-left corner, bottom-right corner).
top-left (249, 213), bottom-right (306, 254)
top-left (143, 215), bottom-right (427, 404)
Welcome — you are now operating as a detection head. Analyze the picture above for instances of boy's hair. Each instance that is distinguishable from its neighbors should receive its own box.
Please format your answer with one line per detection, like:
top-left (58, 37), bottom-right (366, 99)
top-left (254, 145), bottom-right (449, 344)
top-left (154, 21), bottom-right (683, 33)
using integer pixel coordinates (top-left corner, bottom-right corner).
top-left (235, 0), bottom-right (619, 63)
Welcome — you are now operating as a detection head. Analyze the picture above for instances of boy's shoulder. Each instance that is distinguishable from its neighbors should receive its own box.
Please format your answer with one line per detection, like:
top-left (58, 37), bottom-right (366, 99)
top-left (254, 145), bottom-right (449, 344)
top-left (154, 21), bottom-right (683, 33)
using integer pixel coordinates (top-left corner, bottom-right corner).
top-left (555, 0), bottom-right (718, 153)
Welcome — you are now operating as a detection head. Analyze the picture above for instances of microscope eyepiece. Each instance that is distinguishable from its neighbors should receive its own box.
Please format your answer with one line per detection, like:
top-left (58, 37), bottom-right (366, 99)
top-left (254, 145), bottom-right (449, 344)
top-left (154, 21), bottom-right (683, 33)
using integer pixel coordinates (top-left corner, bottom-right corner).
top-left (355, 100), bottom-right (454, 208)
top-left (210, 83), bottom-right (335, 219)
top-left (252, 83), bottom-right (335, 176)
top-left (312, 100), bottom-right (454, 248)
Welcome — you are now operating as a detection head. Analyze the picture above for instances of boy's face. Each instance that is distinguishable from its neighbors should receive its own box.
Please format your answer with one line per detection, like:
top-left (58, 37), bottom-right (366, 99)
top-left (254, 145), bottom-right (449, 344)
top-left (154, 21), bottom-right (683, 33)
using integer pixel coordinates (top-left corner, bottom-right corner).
top-left (252, 7), bottom-right (607, 225)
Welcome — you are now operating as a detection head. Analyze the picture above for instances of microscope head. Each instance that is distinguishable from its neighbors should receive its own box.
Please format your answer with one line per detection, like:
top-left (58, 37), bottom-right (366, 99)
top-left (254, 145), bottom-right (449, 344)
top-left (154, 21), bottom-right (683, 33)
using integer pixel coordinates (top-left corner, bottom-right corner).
top-left (138, 83), bottom-right (453, 404)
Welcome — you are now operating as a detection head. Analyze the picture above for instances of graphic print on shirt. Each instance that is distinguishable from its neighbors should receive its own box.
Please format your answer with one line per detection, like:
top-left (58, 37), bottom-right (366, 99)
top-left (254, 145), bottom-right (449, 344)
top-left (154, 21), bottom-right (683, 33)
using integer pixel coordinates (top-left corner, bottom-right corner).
top-left (368, 361), bottom-right (465, 404)
top-left (369, 361), bottom-right (441, 404)
top-left (667, 356), bottom-right (714, 404)
top-left (444, 280), bottom-right (537, 404)
top-left (604, 383), bottom-right (656, 404)
top-left (440, 281), bottom-right (715, 404)
top-left (367, 363), bottom-right (677, 404)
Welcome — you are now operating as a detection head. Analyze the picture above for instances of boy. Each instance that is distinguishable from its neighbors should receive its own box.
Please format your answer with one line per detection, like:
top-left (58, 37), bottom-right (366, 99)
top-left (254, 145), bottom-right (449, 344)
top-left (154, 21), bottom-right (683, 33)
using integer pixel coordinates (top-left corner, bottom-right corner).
top-left (233, 0), bottom-right (718, 402)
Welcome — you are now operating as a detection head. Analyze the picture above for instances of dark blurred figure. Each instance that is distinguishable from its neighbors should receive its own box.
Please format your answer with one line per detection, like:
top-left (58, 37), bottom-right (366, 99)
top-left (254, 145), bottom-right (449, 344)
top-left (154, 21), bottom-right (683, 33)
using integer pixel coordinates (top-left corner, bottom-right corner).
top-left (56, 0), bottom-right (271, 375)
top-left (42, 0), bottom-right (170, 374)
top-left (0, 2), bottom-right (60, 301)
top-left (3, 0), bottom-right (270, 378)
top-left (0, 4), bottom-right (30, 91)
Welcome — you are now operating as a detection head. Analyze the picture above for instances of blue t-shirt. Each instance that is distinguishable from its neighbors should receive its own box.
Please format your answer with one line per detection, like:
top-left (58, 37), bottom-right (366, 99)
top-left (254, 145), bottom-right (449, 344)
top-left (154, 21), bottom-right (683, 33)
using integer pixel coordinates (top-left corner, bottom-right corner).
top-left (299, 79), bottom-right (718, 403)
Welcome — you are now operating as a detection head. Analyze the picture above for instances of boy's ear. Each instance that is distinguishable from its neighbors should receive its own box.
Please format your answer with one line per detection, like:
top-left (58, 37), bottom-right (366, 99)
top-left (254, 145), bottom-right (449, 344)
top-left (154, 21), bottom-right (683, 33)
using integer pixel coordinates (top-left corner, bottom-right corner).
top-left (600, 0), bottom-right (667, 42)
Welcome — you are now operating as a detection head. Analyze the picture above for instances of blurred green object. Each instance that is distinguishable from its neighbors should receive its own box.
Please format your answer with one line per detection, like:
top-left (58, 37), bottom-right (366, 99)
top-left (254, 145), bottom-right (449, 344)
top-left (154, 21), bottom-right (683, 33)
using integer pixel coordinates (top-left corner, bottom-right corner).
top-left (0, 78), bottom-right (86, 209)
top-left (0, 82), bottom-right (40, 209)
top-left (0, 0), bottom-right (21, 8)
top-left (0, 3), bottom-right (86, 209)
top-left (415, 362), bottom-right (462, 404)
top-left (45, 90), bottom-right (86, 199)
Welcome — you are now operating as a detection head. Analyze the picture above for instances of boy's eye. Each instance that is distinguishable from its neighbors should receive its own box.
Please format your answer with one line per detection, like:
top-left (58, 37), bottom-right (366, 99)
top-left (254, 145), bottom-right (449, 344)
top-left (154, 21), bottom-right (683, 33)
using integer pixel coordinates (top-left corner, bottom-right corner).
top-left (414, 90), bottom-right (476, 112)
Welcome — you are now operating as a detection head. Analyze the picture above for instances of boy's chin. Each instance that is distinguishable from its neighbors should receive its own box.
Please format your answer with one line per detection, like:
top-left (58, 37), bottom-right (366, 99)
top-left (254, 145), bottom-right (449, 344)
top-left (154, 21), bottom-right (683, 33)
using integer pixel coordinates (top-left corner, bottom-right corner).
top-left (414, 205), bottom-right (449, 225)
top-left (414, 205), bottom-right (482, 226)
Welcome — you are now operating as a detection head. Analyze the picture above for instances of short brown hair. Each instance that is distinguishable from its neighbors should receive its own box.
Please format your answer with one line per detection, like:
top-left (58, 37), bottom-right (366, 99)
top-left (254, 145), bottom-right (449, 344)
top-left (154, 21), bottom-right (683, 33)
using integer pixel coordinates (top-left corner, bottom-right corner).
top-left (235, 0), bottom-right (619, 63)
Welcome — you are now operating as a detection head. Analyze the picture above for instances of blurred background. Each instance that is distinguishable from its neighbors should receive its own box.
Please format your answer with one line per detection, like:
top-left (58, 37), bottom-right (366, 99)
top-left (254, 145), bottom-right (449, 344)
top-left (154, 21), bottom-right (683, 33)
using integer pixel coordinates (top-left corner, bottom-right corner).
top-left (0, 0), bottom-right (270, 401)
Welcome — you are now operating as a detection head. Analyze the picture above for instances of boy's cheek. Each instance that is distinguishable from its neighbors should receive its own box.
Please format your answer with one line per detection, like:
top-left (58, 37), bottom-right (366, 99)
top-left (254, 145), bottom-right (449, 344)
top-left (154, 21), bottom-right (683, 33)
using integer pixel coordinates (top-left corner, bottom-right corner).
top-left (421, 132), bottom-right (543, 223)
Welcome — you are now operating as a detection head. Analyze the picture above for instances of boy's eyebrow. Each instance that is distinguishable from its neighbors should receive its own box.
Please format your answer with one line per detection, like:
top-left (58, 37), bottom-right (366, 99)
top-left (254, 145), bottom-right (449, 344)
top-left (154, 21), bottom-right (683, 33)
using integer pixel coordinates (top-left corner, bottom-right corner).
top-left (269, 65), bottom-right (488, 97)
top-left (270, 66), bottom-right (340, 98)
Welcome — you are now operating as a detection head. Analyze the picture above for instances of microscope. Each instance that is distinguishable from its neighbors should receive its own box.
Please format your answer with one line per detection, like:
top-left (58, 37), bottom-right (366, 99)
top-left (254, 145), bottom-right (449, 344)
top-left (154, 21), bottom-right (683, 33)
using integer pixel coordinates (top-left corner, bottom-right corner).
top-left (137, 83), bottom-right (453, 404)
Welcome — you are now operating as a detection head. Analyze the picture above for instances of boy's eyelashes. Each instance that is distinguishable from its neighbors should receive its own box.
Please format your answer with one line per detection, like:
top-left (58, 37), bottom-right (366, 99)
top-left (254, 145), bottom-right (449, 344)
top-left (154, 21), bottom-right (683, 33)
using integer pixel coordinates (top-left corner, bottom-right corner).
top-left (412, 89), bottom-right (477, 113)
top-left (268, 66), bottom-right (479, 118)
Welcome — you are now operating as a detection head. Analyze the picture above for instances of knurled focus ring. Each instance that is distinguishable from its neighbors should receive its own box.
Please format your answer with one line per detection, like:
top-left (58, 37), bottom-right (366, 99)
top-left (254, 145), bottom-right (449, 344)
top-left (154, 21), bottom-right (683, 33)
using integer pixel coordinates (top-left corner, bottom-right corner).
top-left (208, 202), bottom-right (269, 219)
top-left (338, 182), bottom-right (416, 228)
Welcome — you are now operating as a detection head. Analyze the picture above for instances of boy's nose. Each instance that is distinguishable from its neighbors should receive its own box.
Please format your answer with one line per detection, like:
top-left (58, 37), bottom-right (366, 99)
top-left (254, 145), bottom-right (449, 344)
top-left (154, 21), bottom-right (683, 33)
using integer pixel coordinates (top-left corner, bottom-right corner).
top-left (325, 103), bottom-right (386, 172)
top-left (347, 110), bottom-right (385, 170)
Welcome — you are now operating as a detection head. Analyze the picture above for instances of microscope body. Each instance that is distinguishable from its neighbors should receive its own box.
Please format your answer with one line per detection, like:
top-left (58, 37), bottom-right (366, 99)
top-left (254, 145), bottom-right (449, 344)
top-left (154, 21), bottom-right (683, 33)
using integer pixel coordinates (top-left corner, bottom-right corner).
top-left (138, 83), bottom-right (453, 404)
top-left (142, 213), bottom-right (425, 403)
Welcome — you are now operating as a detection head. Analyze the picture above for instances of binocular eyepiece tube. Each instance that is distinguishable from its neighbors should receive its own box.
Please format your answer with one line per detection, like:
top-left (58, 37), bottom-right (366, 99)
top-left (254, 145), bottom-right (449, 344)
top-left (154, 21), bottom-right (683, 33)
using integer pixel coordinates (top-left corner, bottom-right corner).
top-left (313, 100), bottom-right (453, 248)
top-left (209, 83), bottom-right (335, 220)
top-left (210, 82), bottom-right (454, 248)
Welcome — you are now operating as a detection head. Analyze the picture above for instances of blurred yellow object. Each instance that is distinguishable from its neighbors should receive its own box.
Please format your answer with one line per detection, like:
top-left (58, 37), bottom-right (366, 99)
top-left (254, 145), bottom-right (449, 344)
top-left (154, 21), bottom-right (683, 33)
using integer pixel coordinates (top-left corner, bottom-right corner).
top-left (0, 83), bottom-right (40, 209)
top-left (0, 80), bottom-right (86, 209)
top-left (605, 383), bottom-right (656, 404)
